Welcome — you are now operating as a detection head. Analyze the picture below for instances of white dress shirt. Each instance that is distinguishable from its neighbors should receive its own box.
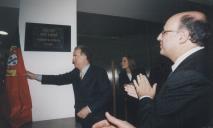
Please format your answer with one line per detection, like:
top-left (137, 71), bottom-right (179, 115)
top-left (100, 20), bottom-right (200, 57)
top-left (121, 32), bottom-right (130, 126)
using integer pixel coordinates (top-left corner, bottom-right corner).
top-left (171, 46), bottom-right (204, 72)
top-left (127, 72), bottom-right (132, 81)
top-left (80, 64), bottom-right (90, 79)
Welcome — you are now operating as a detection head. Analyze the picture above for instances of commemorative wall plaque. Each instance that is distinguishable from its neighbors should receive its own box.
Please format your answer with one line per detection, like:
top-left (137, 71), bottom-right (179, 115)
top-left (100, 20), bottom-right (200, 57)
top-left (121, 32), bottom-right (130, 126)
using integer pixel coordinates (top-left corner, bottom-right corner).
top-left (24, 22), bottom-right (71, 52)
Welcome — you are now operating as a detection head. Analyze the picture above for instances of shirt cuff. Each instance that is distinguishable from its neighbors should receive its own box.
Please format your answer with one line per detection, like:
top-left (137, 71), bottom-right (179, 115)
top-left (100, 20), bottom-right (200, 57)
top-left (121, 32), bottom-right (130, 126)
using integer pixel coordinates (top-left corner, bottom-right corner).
top-left (139, 95), bottom-right (152, 100)
top-left (87, 106), bottom-right (92, 113)
top-left (36, 74), bottom-right (42, 81)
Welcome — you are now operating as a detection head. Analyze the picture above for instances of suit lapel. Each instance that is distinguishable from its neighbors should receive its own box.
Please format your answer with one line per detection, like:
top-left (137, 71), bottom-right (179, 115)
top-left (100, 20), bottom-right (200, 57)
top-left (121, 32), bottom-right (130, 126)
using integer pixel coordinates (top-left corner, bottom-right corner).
top-left (158, 49), bottom-right (205, 96)
top-left (173, 49), bottom-right (204, 73)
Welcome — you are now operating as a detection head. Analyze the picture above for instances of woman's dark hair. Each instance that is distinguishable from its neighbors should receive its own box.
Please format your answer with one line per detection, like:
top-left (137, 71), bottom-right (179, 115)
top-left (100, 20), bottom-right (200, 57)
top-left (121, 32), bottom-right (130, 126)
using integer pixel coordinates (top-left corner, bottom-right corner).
top-left (75, 45), bottom-right (93, 63)
top-left (179, 14), bottom-right (212, 46)
top-left (122, 55), bottom-right (136, 72)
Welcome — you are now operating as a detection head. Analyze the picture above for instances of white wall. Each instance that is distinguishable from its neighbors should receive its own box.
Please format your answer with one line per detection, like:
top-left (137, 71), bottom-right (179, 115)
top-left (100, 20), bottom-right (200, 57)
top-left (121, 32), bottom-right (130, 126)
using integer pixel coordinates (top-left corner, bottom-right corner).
top-left (19, 0), bottom-right (77, 121)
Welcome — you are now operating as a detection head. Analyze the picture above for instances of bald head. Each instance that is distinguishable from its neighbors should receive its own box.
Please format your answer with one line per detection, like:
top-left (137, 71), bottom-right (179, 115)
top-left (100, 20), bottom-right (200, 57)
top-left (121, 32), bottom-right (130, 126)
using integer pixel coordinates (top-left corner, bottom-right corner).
top-left (163, 11), bottom-right (210, 46)
top-left (157, 11), bottom-right (211, 62)
top-left (174, 11), bottom-right (206, 22)
top-left (174, 11), bottom-right (210, 46)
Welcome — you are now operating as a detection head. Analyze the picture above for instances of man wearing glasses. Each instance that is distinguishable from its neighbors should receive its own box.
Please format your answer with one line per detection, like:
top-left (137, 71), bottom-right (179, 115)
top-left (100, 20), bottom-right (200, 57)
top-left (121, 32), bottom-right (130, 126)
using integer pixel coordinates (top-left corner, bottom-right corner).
top-left (93, 11), bottom-right (213, 128)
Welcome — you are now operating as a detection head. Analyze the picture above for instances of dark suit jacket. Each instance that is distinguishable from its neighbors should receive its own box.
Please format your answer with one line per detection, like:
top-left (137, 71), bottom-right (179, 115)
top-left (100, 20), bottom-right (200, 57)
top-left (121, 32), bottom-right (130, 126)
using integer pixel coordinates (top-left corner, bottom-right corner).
top-left (138, 49), bottom-right (213, 128)
top-left (41, 65), bottom-right (112, 127)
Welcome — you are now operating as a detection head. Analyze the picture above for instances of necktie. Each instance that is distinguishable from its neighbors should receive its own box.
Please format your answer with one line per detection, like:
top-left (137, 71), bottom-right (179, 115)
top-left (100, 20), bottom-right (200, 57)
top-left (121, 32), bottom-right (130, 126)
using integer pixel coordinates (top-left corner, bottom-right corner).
top-left (80, 72), bottom-right (83, 79)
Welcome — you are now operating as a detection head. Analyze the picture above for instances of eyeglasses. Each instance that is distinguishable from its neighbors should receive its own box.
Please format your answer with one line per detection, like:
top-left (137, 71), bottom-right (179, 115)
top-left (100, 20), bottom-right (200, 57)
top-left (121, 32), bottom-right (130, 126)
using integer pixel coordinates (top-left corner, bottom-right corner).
top-left (161, 30), bottom-right (178, 36)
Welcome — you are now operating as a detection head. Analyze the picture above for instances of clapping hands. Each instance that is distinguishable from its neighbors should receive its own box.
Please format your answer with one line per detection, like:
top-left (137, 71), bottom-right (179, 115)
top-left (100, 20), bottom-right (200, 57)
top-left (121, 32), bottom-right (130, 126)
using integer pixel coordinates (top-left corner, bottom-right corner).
top-left (125, 74), bottom-right (157, 99)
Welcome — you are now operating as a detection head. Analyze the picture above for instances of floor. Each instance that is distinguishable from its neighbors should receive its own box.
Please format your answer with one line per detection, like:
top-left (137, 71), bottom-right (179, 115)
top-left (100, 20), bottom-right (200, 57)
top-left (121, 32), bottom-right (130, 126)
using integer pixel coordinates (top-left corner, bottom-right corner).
top-left (22, 117), bottom-right (81, 128)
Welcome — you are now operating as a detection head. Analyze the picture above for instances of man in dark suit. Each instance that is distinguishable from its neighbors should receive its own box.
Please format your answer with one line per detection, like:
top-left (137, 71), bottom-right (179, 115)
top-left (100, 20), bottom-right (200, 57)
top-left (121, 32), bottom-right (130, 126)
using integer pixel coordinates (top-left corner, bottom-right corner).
top-left (92, 11), bottom-right (213, 128)
top-left (27, 45), bottom-right (112, 128)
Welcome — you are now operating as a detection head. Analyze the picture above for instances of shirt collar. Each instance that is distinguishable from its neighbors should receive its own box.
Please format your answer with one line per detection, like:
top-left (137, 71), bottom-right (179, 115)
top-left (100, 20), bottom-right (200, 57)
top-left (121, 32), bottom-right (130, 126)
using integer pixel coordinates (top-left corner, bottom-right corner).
top-left (127, 72), bottom-right (132, 81)
top-left (171, 46), bottom-right (204, 72)
top-left (80, 64), bottom-right (90, 78)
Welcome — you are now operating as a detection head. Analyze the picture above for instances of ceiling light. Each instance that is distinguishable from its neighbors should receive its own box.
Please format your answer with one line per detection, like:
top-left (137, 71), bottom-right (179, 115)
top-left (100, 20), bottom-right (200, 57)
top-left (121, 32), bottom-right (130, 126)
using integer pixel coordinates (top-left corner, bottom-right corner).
top-left (0, 31), bottom-right (8, 35)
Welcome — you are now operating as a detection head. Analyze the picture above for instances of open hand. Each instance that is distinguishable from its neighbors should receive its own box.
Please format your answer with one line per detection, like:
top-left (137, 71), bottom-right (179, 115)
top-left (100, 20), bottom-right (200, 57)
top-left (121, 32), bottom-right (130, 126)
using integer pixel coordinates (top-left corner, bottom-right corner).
top-left (133, 74), bottom-right (157, 99)
top-left (92, 112), bottom-right (135, 128)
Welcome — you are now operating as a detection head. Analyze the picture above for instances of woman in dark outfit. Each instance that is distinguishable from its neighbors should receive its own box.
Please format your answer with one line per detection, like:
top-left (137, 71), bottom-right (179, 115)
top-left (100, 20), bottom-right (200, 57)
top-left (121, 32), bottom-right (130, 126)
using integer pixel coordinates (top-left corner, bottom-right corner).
top-left (117, 55), bottom-right (145, 126)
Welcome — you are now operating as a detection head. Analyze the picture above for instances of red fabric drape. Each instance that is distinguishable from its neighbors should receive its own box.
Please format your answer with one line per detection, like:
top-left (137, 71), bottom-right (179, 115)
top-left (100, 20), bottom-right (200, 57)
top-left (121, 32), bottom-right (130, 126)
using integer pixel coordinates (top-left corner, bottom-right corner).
top-left (5, 45), bottom-right (32, 128)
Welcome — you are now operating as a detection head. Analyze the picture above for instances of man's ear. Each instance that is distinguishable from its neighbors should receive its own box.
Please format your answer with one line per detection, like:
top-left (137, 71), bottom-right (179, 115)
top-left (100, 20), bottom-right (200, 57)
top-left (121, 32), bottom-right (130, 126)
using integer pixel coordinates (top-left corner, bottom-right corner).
top-left (178, 29), bottom-right (190, 44)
